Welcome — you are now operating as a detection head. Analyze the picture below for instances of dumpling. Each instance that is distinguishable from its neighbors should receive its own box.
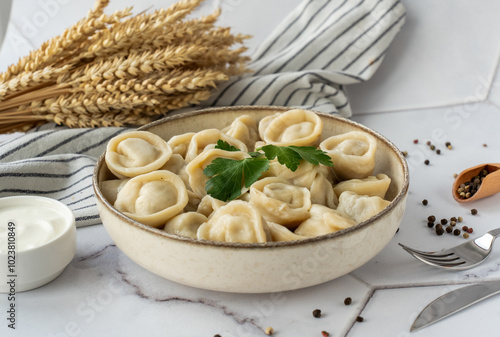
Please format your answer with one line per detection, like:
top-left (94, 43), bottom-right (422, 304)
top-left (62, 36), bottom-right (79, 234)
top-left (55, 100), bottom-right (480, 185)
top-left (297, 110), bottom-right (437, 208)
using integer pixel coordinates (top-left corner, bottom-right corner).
top-left (163, 212), bottom-right (208, 239)
top-left (294, 204), bottom-right (356, 237)
top-left (185, 129), bottom-right (248, 162)
top-left (184, 190), bottom-right (202, 212)
top-left (185, 148), bottom-right (250, 198)
top-left (114, 170), bottom-right (189, 228)
top-left (105, 131), bottom-right (172, 178)
top-left (197, 201), bottom-right (271, 243)
top-left (267, 222), bottom-right (306, 242)
top-left (161, 153), bottom-right (190, 188)
top-left (222, 115), bottom-right (259, 151)
top-left (333, 174), bottom-right (391, 199)
top-left (99, 179), bottom-right (129, 204)
top-left (249, 177), bottom-right (311, 228)
top-left (258, 109), bottom-right (323, 146)
top-left (310, 173), bottom-right (338, 208)
top-left (319, 131), bottom-right (377, 180)
top-left (167, 132), bottom-right (195, 158)
top-left (197, 195), bottom-right (227, 217)
top-left (336, 191), bottom-right (391, 224)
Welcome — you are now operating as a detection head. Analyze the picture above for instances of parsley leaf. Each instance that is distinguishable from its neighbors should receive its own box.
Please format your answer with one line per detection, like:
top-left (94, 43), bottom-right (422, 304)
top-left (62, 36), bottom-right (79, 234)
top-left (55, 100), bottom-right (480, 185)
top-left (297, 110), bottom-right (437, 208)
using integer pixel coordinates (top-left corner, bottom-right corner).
top-left (204, 157), bottom-right (269, 201)
top-left (259, 145), bottom-right (302, 171)
top-left (287, 146), bottom-right (333, 167)
top-left (214, 140), bottom-right (240, 152)
top-left (259, 144), bottom-right (333, 171)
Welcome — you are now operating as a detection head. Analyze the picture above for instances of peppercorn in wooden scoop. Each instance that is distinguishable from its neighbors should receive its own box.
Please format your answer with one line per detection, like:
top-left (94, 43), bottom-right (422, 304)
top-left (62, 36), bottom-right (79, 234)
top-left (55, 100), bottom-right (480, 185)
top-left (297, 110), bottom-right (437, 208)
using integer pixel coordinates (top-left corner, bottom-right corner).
top-left (452, 163), bottom-right (500, 203)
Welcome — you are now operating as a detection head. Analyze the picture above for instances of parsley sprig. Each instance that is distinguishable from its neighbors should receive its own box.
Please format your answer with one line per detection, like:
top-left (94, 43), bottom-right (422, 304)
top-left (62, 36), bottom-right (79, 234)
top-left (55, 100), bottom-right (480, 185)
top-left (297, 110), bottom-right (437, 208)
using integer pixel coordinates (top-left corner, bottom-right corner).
top-left (203, 140), bottom-right (333, 201)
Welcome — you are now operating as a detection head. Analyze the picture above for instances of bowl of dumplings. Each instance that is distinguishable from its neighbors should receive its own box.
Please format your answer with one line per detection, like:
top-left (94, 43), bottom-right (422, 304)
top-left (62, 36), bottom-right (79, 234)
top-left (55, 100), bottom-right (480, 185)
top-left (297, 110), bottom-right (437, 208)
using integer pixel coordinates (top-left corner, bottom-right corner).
top-left (93, 106), bottom-right (409, 293)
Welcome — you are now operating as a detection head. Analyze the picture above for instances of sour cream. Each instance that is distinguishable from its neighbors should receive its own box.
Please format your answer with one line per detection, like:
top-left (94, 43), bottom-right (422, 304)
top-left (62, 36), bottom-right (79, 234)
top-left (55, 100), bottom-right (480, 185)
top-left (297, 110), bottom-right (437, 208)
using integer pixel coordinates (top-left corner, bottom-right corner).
top-left (0, 196), bottom-right (76, 293)
top-left (0, 197), bottom-right (74, 253)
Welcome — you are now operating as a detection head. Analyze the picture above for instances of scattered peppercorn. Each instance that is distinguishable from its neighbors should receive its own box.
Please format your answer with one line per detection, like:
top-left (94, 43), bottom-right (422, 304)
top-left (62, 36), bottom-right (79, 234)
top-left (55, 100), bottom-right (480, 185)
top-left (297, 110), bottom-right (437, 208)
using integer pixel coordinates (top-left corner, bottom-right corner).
top-left (471, 209), bottom-right (478, 215)
top-left (446, 226), bottom-right (453, 233)
top-left (467, 227), bottom-right (473, 234)
top-left (435, 226), bottom-right (444, 236)
top-left (214, 335), bottom-right (221, 337)
top-left (427, 215), bottom-right (436, 222)
top-left (321, 331), bottom-right (330, 337)
top-left (440, 219), bottom-right (448, 225)
top-left (427, 221), bottom-right (435, 228)
top-left (313, 309), bottom-right (322, 318)
top-left (436, 149), bottom-right (441, 155)
top-left (402, 151), bottom-right (408, 157)
top-left (422, 199), bottom-right (428, 205)
top-left (344, 297), bottom-right (352, 305)
top-left (458, 216), bottom-right (463, 223)
top-left (413, 139), bottom-right (419, 144)
top-left (453, 173), bottom-right (457, 178)
top-left (426, 140), bottom-right (431, 146)
top-left (483, 144), bottom-right (487, 147)
top-left (424, 159), bottom-right (430, 165)
top-left (450, 217), bottom-right (457, 222)
top-left (463, 233), bottom-right (470, 239)
top-left (445, 141), bottom-right (451, 146)
top-left (462, 226), bottom-right (468, 232)
top-left (265, 327), bottom-right (274, 335)
top-left (356, 316), bottom-right (364, 322)
top-left (430, 145), bottom-right (436, 151)
top-left (453, 229), bottom-right (461, 236)
top-left (450, 220), bottom-right (456, 227)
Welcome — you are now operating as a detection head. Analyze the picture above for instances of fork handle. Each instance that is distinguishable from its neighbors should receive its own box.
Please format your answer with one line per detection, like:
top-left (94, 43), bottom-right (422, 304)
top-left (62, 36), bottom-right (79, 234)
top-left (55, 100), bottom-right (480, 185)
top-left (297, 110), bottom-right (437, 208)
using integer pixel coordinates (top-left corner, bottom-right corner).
top-left (488, 228), bottom-right (500, 238)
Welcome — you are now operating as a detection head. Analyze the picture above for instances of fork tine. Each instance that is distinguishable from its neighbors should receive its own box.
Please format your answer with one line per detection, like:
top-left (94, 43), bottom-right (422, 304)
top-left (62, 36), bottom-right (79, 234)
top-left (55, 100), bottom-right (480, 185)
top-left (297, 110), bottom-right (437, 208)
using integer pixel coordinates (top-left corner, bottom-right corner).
top-left (398, 243), bottom-right (454, 258)
top-left (406, 251), bottom-right (467, 268)
top-left (414, 255), bottom-right (461, 263)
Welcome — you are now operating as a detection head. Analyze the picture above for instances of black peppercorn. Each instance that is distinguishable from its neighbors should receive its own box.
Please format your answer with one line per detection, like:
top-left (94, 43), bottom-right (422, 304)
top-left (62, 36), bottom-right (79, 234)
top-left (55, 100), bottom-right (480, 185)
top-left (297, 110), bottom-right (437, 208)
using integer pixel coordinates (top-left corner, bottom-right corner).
top-left (427, 215), bottom-right (436, 222)
top-left (424, 159), bottom-right (430, 165)
top-left (436, 149), bottom-right (441, 155)
top-left (422, 199), bottom-right (428, 205)
top-left (312, 309), bottom-right (321, 318)
top-left (471, 208), bottom-right (478, 215)
top-left (427, 222), bottom-right (435, 228)
top-left (440, 218), bottom-right (448, 225)
top-left (344, 297), bottom-right (352, 305)
top-left (446, 226), bottom-right (453, 233)
top-left (356, 316), bottom-right (364, 322)
top-left (453, 229), bottom-right (461, 236)
top-left (436, 227), bottom-right (444, 235)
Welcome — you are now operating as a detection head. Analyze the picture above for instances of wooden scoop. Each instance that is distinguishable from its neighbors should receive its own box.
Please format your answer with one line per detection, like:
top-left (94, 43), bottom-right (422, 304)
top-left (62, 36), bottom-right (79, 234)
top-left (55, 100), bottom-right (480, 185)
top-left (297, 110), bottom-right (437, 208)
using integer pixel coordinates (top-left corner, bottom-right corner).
top-left (452, 163), bottom-right (500, 203)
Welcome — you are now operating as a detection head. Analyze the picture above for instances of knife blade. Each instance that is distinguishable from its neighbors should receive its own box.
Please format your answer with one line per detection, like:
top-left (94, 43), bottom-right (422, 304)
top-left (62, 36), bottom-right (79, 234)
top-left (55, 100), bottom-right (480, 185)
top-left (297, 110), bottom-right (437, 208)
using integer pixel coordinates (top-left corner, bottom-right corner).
top-left (411, 280), bottom-right (500, 332)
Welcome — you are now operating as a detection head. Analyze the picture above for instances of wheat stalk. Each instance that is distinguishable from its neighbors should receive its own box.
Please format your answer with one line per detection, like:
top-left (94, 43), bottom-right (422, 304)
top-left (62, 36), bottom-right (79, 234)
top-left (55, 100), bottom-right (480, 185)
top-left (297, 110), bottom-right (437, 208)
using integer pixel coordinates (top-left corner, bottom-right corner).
top-left (0, 0), bottom-right (250, 132)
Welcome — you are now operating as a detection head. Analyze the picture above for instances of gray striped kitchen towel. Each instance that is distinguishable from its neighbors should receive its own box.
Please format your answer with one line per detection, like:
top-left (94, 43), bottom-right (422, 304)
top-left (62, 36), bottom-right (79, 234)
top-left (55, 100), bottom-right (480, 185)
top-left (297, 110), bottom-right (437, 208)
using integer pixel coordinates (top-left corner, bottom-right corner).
top-left (0, 0), bottom-right (405, 227)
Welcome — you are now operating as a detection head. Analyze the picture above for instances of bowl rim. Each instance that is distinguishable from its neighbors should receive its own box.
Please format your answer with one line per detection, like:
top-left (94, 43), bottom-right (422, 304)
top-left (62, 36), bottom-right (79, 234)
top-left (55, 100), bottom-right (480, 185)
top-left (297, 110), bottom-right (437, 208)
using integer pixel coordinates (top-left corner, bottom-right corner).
top-left (92, 105), bottom-right (409, 249)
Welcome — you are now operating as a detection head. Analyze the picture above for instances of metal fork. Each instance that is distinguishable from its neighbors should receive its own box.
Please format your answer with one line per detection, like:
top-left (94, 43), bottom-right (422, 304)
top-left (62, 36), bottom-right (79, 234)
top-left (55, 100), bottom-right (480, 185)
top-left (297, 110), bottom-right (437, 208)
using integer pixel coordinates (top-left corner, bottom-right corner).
top-left (399, 228), bottom-right (500, 270)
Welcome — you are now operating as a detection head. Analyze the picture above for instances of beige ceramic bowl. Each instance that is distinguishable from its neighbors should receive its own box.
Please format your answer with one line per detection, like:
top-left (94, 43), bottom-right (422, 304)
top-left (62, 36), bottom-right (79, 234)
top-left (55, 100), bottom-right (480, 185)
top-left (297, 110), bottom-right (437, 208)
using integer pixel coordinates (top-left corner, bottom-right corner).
top-left (93, 106), bottom-right (409, 293)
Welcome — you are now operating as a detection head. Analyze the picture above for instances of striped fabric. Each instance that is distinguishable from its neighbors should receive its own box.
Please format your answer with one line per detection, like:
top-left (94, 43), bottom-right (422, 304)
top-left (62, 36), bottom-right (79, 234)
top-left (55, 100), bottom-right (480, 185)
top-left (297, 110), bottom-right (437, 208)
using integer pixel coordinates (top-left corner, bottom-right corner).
top-left (0, 0), bottom-right (405, 227)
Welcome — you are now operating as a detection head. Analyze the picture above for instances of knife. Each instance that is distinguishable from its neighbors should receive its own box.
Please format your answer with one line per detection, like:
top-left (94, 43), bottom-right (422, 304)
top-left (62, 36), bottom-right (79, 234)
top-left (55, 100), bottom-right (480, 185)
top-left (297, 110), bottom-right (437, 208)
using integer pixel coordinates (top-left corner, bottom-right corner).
top-left (411, 280), bottom-right (500, 332)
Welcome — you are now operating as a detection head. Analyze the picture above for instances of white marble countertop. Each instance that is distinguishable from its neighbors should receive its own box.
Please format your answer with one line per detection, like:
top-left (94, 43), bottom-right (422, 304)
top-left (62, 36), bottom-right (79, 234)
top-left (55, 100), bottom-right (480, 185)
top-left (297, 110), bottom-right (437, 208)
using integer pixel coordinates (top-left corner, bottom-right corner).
top-left (1, 1), bottom-right (500, 336)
